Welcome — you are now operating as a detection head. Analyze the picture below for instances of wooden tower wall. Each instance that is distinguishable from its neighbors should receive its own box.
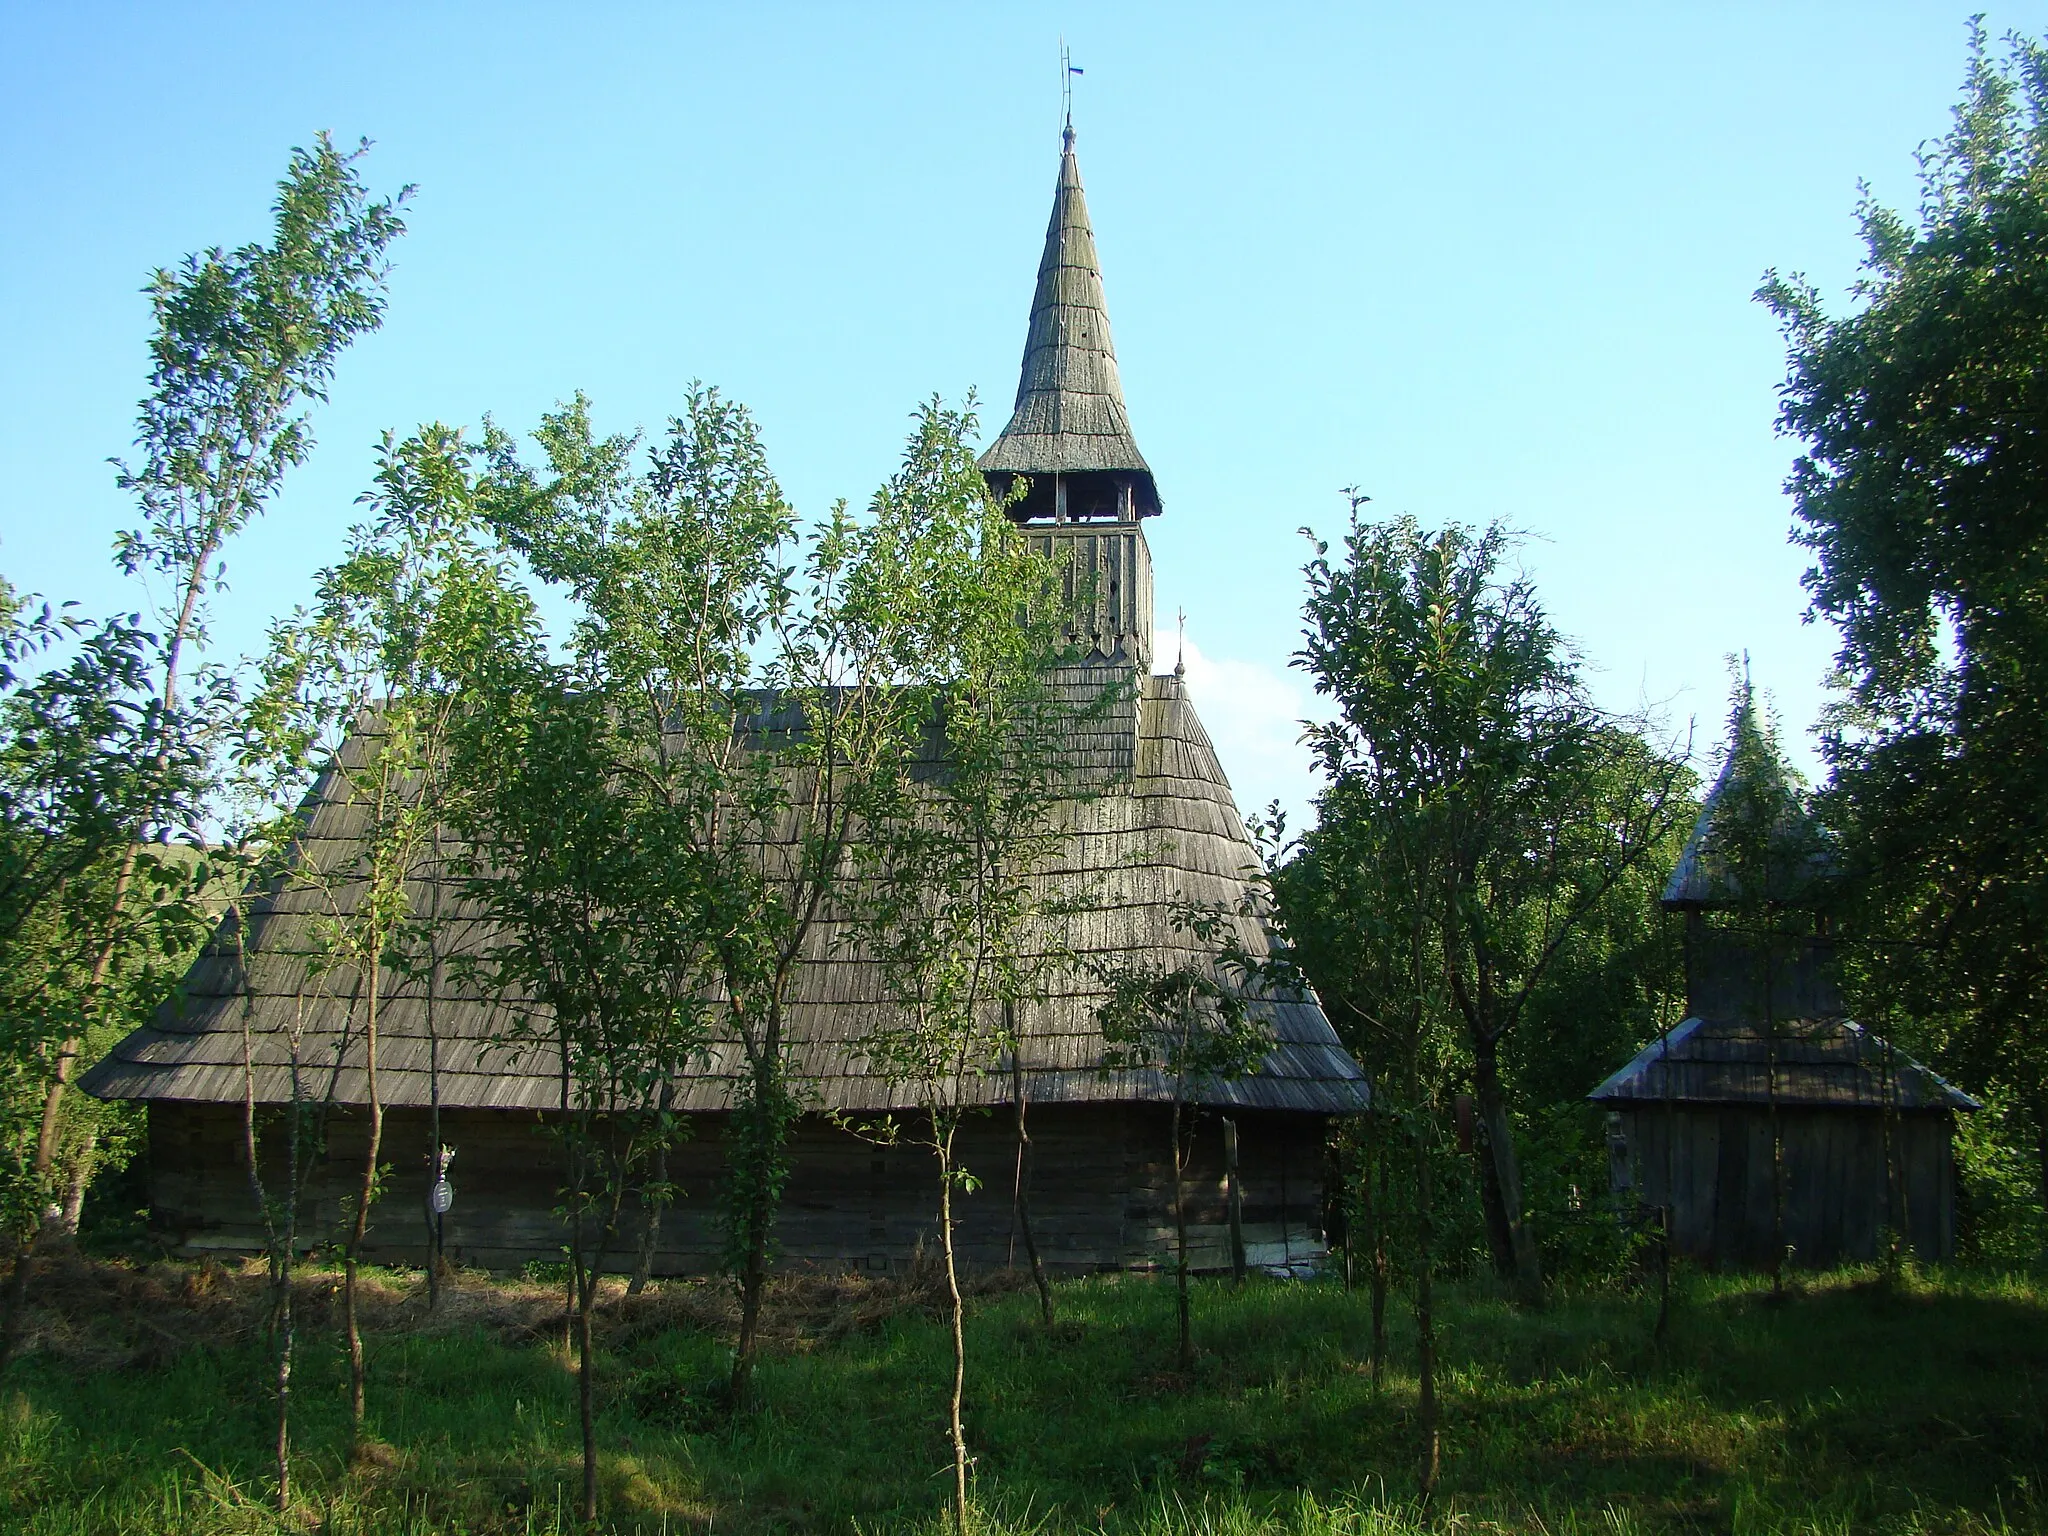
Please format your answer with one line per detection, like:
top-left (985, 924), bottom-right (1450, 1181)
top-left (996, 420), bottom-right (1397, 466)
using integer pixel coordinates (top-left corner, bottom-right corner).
top-left (1683, 914), bottom-right (1844, 1027)
top-left (1616, 1104), bottom-right (1956, 1268)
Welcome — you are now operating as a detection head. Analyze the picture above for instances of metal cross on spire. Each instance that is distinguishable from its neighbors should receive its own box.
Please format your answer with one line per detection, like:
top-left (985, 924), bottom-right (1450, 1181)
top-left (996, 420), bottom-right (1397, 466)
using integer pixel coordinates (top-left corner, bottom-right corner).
top-left (1061, 42), bottom-right (1083, 143)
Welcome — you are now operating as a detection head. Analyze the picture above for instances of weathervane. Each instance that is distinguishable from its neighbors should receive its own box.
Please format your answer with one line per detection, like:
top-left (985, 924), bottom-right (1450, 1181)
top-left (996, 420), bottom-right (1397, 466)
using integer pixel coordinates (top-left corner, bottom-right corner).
top-left (1175, 607), bottom-right (1187, 681)
top-left (1061, 42), bottom-right (1083, 141)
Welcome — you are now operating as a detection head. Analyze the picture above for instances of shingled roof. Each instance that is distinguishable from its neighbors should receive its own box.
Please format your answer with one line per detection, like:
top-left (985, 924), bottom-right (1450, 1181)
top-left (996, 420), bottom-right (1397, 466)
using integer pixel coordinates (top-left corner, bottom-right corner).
top-left (977, 128), bottom-right (1160, 514)
top-left (1662, 706), bottom-right (1830, 911)
top-left (1588, 1015), bottom-right (1978, 1113)
top-left (80, 671), bottom-right (1367, 1117)
top-left (84, 126), bottom-right (1366, 1127)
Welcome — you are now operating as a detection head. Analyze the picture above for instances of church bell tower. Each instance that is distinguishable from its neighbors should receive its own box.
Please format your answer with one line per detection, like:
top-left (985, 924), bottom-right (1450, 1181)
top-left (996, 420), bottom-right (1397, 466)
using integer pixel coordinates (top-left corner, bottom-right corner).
top-left (979, 126), bottom-right (1157, 673)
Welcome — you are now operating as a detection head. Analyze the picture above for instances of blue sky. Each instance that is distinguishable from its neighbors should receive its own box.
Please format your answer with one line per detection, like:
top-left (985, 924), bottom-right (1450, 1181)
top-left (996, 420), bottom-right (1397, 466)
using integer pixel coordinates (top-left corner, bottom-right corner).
top-left (3, 3), bottom-right (2037, 830)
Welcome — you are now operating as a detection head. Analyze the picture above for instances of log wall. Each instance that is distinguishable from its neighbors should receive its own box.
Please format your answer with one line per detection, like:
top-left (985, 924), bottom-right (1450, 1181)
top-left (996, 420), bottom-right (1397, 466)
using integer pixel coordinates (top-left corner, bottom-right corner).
top-left (146, 1100), bottom-right (1328, 1276)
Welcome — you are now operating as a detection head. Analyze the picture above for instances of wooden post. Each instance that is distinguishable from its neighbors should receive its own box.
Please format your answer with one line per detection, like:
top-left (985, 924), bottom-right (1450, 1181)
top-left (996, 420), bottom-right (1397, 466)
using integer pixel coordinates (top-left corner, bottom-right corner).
top-left (1224, 1117), bottom-right (1246, 1284)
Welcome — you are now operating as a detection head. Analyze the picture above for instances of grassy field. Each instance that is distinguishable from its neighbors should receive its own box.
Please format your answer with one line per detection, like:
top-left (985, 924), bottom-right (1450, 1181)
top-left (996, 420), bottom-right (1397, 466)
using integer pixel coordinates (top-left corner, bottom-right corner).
top-left (0, 1252), bottom-right (2043, 1535)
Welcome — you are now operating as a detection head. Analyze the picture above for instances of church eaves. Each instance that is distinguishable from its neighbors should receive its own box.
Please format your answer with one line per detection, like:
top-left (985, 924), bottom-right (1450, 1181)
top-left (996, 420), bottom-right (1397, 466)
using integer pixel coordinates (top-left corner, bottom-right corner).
top-left (980, 128), bottom-right (1161, 519)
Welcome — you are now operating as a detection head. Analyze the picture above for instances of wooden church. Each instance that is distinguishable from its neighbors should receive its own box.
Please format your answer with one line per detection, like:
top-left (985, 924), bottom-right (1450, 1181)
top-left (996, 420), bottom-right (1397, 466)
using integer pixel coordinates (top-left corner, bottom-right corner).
top-left (1590, 708), bottom-right (1976, 1268)
top-left (81, 129), bottom-right (1369, 1276)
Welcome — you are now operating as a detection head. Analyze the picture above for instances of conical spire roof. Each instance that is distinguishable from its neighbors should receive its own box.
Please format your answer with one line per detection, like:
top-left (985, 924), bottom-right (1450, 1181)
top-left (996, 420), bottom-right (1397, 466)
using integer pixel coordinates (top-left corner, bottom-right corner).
top-left (979, 129), bottom-right (1159, 513)
top-left (1663, 698), bottom-right (1829, 910)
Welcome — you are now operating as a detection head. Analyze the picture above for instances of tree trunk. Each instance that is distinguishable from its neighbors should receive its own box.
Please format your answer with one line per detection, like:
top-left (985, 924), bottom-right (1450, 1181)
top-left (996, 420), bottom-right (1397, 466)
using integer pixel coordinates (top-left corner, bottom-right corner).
top-left (58, 1135), bottom-right (96, 1234)
top-left (1472, 1035), bottom-right (1542, 1306)
top-left (939, 1122), bottom-right (970, 1536)
top-left (1008, 1039), bottom-right (1052, 1326)
top-left (1764, 936), bottom-right (1786, 1295)
top-left (425, 1151), bottom-right (445, 1311)
top-left (630, 1157), bottom-right (664, 1297)
top-left (2034, 1092), bottom-right (2048, 1257)
top-left (1472, 1112), bottom-right (1517, 1281)
top-left (0, 1236), bottom-right (34, 1376)
top-left (1338, 1136), bottom-right (1354, 1294)
top-left (1876, 1028), bottom-right (1905, 1280)
top-left (572, 1218), bottom-right (598, 1527)
top-left (13, 559), bottom-right (210, 1364)
top-left (274, 1093), bottom-right (302, 1516)
top-left (1223, 1117), bottom-right (1246, 1284)
top-left (345, 982), bottom-right (384, 1444)
top-left (1, 849), bottom-right (143, 1373)
top-left (1653, 1202), bottom-right (1673, 1346)
top-left (1659, 981), bottom-right (1679, 1345)
top-left (424, 835), bottom-right (446, 1311)
top-left (274, 1263), bottom-right (294, 1514)
top-left (1414, 1111), bottom-right (1439, 1499)
top-left (1887, 1048), bottom-right (1912, 1270)
top-left (32, 849), bottom-right (140, 1185)
top-left (733, 1227), bottom-right (767, 1408)
top-left (730, 1041), bottom-right (791, 1410)
top-left (1368, 1124), bottom-right (1388, 1393)
top-left (31, 1041), bottom-right (88, 1191)
top-left (1172, 1098), bottom-right (1192, 1372)
top-left (630, 1084), bottom-right (674, 1296)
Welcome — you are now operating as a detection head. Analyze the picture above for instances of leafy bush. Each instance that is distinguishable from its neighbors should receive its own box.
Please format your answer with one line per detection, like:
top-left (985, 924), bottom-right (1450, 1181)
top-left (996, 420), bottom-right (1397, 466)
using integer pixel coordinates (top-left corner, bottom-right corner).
top-left (1954, 1085), bottom-right (2046, 1267)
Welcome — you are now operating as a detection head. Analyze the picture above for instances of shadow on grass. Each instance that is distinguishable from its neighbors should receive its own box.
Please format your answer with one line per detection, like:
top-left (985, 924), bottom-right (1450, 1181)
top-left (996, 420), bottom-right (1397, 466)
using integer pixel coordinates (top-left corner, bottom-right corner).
top-left (1, 1258), bottom-right (2043, 1533)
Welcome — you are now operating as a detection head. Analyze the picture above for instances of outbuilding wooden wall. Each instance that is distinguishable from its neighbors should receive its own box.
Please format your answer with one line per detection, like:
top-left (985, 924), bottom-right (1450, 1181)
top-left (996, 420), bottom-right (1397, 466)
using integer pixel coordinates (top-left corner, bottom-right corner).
top-left (1615, 1105), bottom-right (1955, 1267)
top-left (146, 1101), bottom-right (1328, 1276)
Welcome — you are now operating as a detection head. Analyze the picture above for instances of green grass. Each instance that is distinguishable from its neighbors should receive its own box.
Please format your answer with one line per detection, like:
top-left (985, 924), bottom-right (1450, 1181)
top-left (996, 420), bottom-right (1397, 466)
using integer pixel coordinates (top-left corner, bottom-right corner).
top-left (2, 1258), bottom-right (2044, 1534)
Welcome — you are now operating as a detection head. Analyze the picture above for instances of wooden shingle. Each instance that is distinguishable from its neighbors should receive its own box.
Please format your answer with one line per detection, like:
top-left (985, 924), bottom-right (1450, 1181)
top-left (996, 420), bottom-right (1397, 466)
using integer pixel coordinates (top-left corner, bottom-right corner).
top-left (81, 669), bottom-right (1370, 1119)
top-left (977, 129), bottom-right (1160, 514)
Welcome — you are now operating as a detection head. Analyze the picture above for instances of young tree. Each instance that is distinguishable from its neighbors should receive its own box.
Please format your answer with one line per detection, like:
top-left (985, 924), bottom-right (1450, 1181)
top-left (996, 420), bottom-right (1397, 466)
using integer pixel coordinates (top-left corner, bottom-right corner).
top-left (1273, 778), bottom-right (1460, 1491)
top-left (1096, 902), bottom-right (1277, 1374)
top-left (1296, 510), bottom-right (1689, 1307)
top-left (227, 846), bottom-right (317, 1514)
top-left (479, 388), bottom-right (861, 1410)
top-left (432, 406), bottom-right (763, 1522)
top-left (0, 598), bottom-right (213, 1369)
top-left (451, 678), bottom-right (716, 1524)
top-left (0, 133), bottom-right (407, 1377)
top-left (247, 426), bottom-right (480, 1445)
top-left (840, 400), bottom-right (1090, 1533)
top-left (1760, 23), bottom-right (2048, 1196)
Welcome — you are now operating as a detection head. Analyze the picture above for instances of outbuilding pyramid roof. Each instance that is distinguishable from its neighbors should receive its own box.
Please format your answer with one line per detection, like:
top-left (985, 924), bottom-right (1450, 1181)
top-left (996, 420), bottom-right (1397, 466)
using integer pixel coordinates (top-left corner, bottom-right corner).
top-left (1587, 1015), bottom-right (1978, 1112)
top-left (978, 129), bottom-right (1158, 510)
top-left (1662, 701), bottom-right (1829, 910)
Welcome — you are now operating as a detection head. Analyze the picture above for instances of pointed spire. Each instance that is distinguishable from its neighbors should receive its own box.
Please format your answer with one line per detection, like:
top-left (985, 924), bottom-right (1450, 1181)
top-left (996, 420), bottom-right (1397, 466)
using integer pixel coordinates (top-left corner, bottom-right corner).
top-left (1663, 680), bottom-right (1826, 910)
top-left (980, 129), bottom-right (1160, 519)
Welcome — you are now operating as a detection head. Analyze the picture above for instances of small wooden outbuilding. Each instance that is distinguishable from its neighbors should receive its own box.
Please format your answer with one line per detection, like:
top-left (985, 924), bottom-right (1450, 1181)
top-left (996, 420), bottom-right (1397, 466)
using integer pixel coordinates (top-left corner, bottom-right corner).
top-left (79, 127), bottom-right (1368, 1277)
top-left (1591, 1015), bottom-right (1975, 1267)
top-left (1589, 714), bottom-right (1977, 1268)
